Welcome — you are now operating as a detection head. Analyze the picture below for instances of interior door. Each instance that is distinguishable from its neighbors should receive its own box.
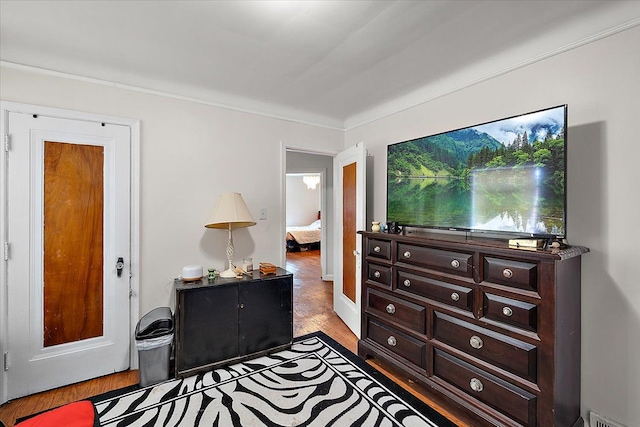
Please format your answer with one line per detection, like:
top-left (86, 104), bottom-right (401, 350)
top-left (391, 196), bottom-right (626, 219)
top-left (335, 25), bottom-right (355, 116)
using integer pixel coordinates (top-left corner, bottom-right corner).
top-left (333, 143), bottom-right (366, 338)
top-left (5, 111), bottom-right (131, 399)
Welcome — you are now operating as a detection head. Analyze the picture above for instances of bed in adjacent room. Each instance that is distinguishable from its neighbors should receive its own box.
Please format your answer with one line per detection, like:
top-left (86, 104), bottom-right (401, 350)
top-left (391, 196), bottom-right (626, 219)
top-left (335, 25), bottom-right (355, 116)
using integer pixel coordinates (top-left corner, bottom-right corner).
top-left (286, 219), bottom-right (321, 251)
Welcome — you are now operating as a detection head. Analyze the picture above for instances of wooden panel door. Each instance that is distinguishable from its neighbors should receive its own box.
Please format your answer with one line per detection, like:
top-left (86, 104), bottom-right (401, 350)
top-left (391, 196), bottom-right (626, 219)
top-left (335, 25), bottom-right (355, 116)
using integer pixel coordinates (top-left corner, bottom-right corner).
top-left (4, 111), bottom-right (131, 399)
top-left (333, 143), bottom-right (366, 338)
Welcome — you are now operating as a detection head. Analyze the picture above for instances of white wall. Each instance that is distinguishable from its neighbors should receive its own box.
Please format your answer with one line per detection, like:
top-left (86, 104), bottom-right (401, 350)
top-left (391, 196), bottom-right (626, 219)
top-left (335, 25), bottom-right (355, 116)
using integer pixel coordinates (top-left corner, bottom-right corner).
top-left (285, 175), bottom-right (320, 227)
top-left (345, 25), bottom-right (640, 426)
top-left (0, 66), bottom-right (344, 318)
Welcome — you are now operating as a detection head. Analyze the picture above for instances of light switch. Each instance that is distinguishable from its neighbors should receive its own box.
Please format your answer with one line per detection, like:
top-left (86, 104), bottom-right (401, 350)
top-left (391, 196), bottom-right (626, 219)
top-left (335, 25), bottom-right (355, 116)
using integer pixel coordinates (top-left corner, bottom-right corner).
top-left (259, 208), bottom-right (267, 220)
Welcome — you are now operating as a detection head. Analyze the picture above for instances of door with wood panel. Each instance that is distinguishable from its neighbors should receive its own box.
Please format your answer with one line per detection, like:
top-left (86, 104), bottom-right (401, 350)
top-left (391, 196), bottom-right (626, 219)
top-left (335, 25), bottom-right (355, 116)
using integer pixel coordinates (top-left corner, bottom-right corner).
top-left (333, 143), bottom-right (366, 338)
top-left (5, 112), bottom-right (131, 399)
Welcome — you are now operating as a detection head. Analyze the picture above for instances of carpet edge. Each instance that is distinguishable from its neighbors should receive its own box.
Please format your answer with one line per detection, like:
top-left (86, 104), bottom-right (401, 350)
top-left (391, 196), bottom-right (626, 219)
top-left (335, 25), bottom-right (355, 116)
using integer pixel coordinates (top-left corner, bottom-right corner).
top-left (300, 331), bottom-right (457, 427)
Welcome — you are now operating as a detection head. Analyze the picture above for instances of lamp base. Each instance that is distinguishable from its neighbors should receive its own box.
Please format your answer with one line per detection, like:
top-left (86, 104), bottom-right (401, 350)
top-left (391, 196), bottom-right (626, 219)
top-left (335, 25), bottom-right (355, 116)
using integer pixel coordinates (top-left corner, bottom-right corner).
top-left (219, 268), bottom-right (237, 278)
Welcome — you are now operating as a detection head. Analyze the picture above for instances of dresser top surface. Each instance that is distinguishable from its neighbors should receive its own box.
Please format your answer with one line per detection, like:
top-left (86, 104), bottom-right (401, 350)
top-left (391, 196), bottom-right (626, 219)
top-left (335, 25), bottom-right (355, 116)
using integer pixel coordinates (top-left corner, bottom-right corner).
top-left (359, 230), bottom-right (589, 260)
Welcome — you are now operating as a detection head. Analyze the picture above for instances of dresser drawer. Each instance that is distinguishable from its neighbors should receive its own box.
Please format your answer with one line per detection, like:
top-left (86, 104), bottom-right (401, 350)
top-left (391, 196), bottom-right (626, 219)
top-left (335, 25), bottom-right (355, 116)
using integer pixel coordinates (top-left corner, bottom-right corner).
top-left (367, 317), bottom-right (426, 369)
top-left (483, 256), bottom-right (538, 292)
top-left (433, 312), bottom-right (537, 382)
top-left (366, 263), bottom-right (392, 288)
top-left (397, 270), bottom-right (473, 312)
top-left (367, 238), bottom-right (392, 261)
top-left (434, 349), bottom-right (536, 426)
top-left (367, 289), bottom-right (426, 334)
top-left (397, 243), bottom-right (473, 277)
top-left (483, 293), bottom-right (538, 332)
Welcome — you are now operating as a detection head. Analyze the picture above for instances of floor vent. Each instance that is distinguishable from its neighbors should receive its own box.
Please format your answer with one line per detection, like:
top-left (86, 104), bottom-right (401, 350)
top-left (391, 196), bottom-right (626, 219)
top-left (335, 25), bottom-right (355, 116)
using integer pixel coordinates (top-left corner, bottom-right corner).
top-left (590, 412), bottom-right (626, 427)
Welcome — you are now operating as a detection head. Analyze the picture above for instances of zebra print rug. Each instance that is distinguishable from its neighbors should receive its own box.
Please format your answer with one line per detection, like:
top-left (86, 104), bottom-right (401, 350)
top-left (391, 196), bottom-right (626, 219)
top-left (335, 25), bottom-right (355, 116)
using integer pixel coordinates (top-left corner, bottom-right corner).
top-left (93, 332), bottom-right (455, 426)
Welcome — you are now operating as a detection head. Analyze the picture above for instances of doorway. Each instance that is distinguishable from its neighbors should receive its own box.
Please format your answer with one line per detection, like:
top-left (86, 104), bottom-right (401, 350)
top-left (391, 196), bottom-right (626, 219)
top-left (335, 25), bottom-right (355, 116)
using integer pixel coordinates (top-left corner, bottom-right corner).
top-left (286, 173), bottom-right (322, 252)
top-left (284, 150), bottom-right (334, 281)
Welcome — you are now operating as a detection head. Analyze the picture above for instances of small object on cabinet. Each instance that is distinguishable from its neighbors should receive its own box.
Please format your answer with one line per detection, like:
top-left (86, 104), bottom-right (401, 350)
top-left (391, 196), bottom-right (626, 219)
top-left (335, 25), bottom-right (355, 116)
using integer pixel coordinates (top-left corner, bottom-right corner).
top-left (508, 238), bottom-right (544, 249)
top-left (233, 265), bottom-right (251, 278)
top-left (182, 265), bottom-right (203, 281)
top-left (259, 262), bottom-right (277, 275)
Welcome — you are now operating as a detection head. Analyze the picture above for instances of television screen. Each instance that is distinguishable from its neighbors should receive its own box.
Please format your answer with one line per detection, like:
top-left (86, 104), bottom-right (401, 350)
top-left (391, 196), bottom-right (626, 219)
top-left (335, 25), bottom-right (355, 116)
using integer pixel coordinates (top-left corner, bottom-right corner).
top-left (387, 105), bottom-right (567, 238)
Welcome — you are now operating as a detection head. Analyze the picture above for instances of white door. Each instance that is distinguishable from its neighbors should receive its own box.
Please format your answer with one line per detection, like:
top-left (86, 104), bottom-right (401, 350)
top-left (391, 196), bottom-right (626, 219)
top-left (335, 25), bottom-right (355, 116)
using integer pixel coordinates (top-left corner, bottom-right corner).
top-left (333, 143), bottom-right (366, 338)
top-left (4, 111), bottom-right (131, 399)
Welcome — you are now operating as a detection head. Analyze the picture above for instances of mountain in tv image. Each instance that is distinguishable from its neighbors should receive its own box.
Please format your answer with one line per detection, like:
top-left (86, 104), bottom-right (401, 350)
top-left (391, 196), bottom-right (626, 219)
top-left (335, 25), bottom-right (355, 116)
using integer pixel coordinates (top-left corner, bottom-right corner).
top-left (387, 106), bottom-right (566, 237)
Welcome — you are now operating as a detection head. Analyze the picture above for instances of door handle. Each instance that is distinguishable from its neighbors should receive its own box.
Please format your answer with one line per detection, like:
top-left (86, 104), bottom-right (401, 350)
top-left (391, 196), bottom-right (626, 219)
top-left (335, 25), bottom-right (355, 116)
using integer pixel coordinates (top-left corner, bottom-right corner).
top-left (116, 257), bottom-right (124, 277)
top-left (353, 250), bottom-right (359, 256)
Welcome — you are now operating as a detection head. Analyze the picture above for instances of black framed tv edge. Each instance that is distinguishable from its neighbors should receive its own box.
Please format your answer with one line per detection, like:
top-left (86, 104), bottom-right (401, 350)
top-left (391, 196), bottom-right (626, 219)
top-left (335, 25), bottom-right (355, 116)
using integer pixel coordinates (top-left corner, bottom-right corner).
top-left (386, 105), bottom-right (567, 241)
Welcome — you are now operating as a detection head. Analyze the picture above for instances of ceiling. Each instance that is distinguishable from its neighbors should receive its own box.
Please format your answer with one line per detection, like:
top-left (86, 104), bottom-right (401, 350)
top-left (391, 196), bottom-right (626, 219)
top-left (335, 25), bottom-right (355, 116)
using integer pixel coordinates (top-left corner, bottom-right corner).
top-left (1, 1), bottom-right (639, 130)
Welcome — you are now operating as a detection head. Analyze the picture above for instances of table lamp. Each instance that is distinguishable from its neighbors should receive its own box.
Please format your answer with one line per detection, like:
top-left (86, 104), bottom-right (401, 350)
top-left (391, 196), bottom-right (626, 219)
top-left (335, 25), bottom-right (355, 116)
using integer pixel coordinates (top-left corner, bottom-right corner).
top-left (205, 193), bottom-right (256, 278)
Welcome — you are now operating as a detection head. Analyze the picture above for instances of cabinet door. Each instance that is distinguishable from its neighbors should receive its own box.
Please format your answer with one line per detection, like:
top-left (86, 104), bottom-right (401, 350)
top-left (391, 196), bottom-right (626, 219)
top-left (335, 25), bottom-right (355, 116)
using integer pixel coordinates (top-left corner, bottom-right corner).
top-left (238, 277), bottom-right (293, 356)
top-left (177, 285), bottom-right (239, 374)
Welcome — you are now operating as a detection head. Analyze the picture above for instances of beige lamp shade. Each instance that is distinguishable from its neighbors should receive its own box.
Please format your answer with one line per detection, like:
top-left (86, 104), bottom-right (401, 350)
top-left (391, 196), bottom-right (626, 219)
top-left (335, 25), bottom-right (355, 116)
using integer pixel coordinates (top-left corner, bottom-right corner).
top-left (205, 192), bottom-right (256, 278)
top-left (205, 192), bottom-right (256, 229)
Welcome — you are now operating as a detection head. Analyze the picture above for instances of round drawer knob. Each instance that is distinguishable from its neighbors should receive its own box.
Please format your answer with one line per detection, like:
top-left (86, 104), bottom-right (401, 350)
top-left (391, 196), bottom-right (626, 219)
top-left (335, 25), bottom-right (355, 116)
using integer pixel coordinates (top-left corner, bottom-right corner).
top-left (387, 336), bottom-right (397, 347)
top-left (373, 271), bottom-right (381, 279)
top-left (503, 268), bottom-right (514, 279)
top-left (403, 279), bottom-right (411, 287)
top-left (469, 335), bottom-right (483, 349)
top-left (403, 251), bottom-right (411, 258)
top-left (502, 306), bottom-right (513, 317)
top-left (450, 292), bottom-right (460, 301)
top-left (386, 304), bottom-right (396, 314)
top-left (470, 378), bottom-right (484, 392)
top-left (374, 246), bottom-right (381, 253)
top-left (451, 259), bottom-right (460, 268)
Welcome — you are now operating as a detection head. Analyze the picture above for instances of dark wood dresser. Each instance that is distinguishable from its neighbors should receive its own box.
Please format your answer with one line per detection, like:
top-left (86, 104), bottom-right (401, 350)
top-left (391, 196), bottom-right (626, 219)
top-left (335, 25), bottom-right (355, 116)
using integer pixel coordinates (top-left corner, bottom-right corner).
top-left (358, 231), bottom-right (588, 427)
top-left (174, 268), bottom-right (293, 378)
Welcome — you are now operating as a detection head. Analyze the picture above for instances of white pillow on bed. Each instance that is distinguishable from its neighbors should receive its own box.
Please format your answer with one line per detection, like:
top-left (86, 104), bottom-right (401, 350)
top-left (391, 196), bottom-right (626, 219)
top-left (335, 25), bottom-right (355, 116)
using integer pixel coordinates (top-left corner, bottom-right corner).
top-left (310, 219), bottom-right (321, 229)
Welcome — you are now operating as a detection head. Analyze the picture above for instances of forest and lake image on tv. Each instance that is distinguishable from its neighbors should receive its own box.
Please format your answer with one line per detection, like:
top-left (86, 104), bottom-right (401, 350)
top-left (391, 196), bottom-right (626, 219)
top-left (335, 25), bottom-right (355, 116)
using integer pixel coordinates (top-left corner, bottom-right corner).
top-left (387, 105), bottom-right (567, 238)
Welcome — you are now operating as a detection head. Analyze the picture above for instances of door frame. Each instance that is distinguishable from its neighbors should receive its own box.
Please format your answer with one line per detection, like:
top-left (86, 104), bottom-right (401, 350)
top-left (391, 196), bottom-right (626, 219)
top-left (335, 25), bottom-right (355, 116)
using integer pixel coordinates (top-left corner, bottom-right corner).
top-left (279, 143), bottom-right (337, 281)
top-left (0, 101), bottom-right (141, 405)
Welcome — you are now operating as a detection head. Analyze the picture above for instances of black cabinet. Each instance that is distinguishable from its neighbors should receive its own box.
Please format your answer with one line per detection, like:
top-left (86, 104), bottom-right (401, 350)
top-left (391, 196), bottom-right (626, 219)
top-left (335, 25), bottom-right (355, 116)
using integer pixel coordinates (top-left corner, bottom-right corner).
top-left (174, 268), bottom-right (293, 377)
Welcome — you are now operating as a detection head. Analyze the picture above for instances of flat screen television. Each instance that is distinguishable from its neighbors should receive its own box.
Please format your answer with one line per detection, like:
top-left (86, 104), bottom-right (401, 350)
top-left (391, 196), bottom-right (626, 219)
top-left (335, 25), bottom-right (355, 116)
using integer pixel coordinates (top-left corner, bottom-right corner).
top-left (386, 105), bottom-right (567, 239)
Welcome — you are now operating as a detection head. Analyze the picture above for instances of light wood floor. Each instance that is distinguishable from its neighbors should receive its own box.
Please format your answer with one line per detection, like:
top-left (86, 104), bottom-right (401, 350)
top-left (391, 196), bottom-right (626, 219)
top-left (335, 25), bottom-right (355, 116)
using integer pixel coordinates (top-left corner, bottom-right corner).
top-left (0, 250), bottom-right (472, 426)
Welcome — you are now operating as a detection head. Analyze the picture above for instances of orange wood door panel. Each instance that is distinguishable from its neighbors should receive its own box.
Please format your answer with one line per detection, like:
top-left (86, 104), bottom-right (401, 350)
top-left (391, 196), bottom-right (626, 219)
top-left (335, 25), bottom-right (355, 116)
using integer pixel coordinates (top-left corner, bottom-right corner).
top-left (342, 162), bottom-right (357, 302)
top-left (43, 141), bottom-right (104, 347)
